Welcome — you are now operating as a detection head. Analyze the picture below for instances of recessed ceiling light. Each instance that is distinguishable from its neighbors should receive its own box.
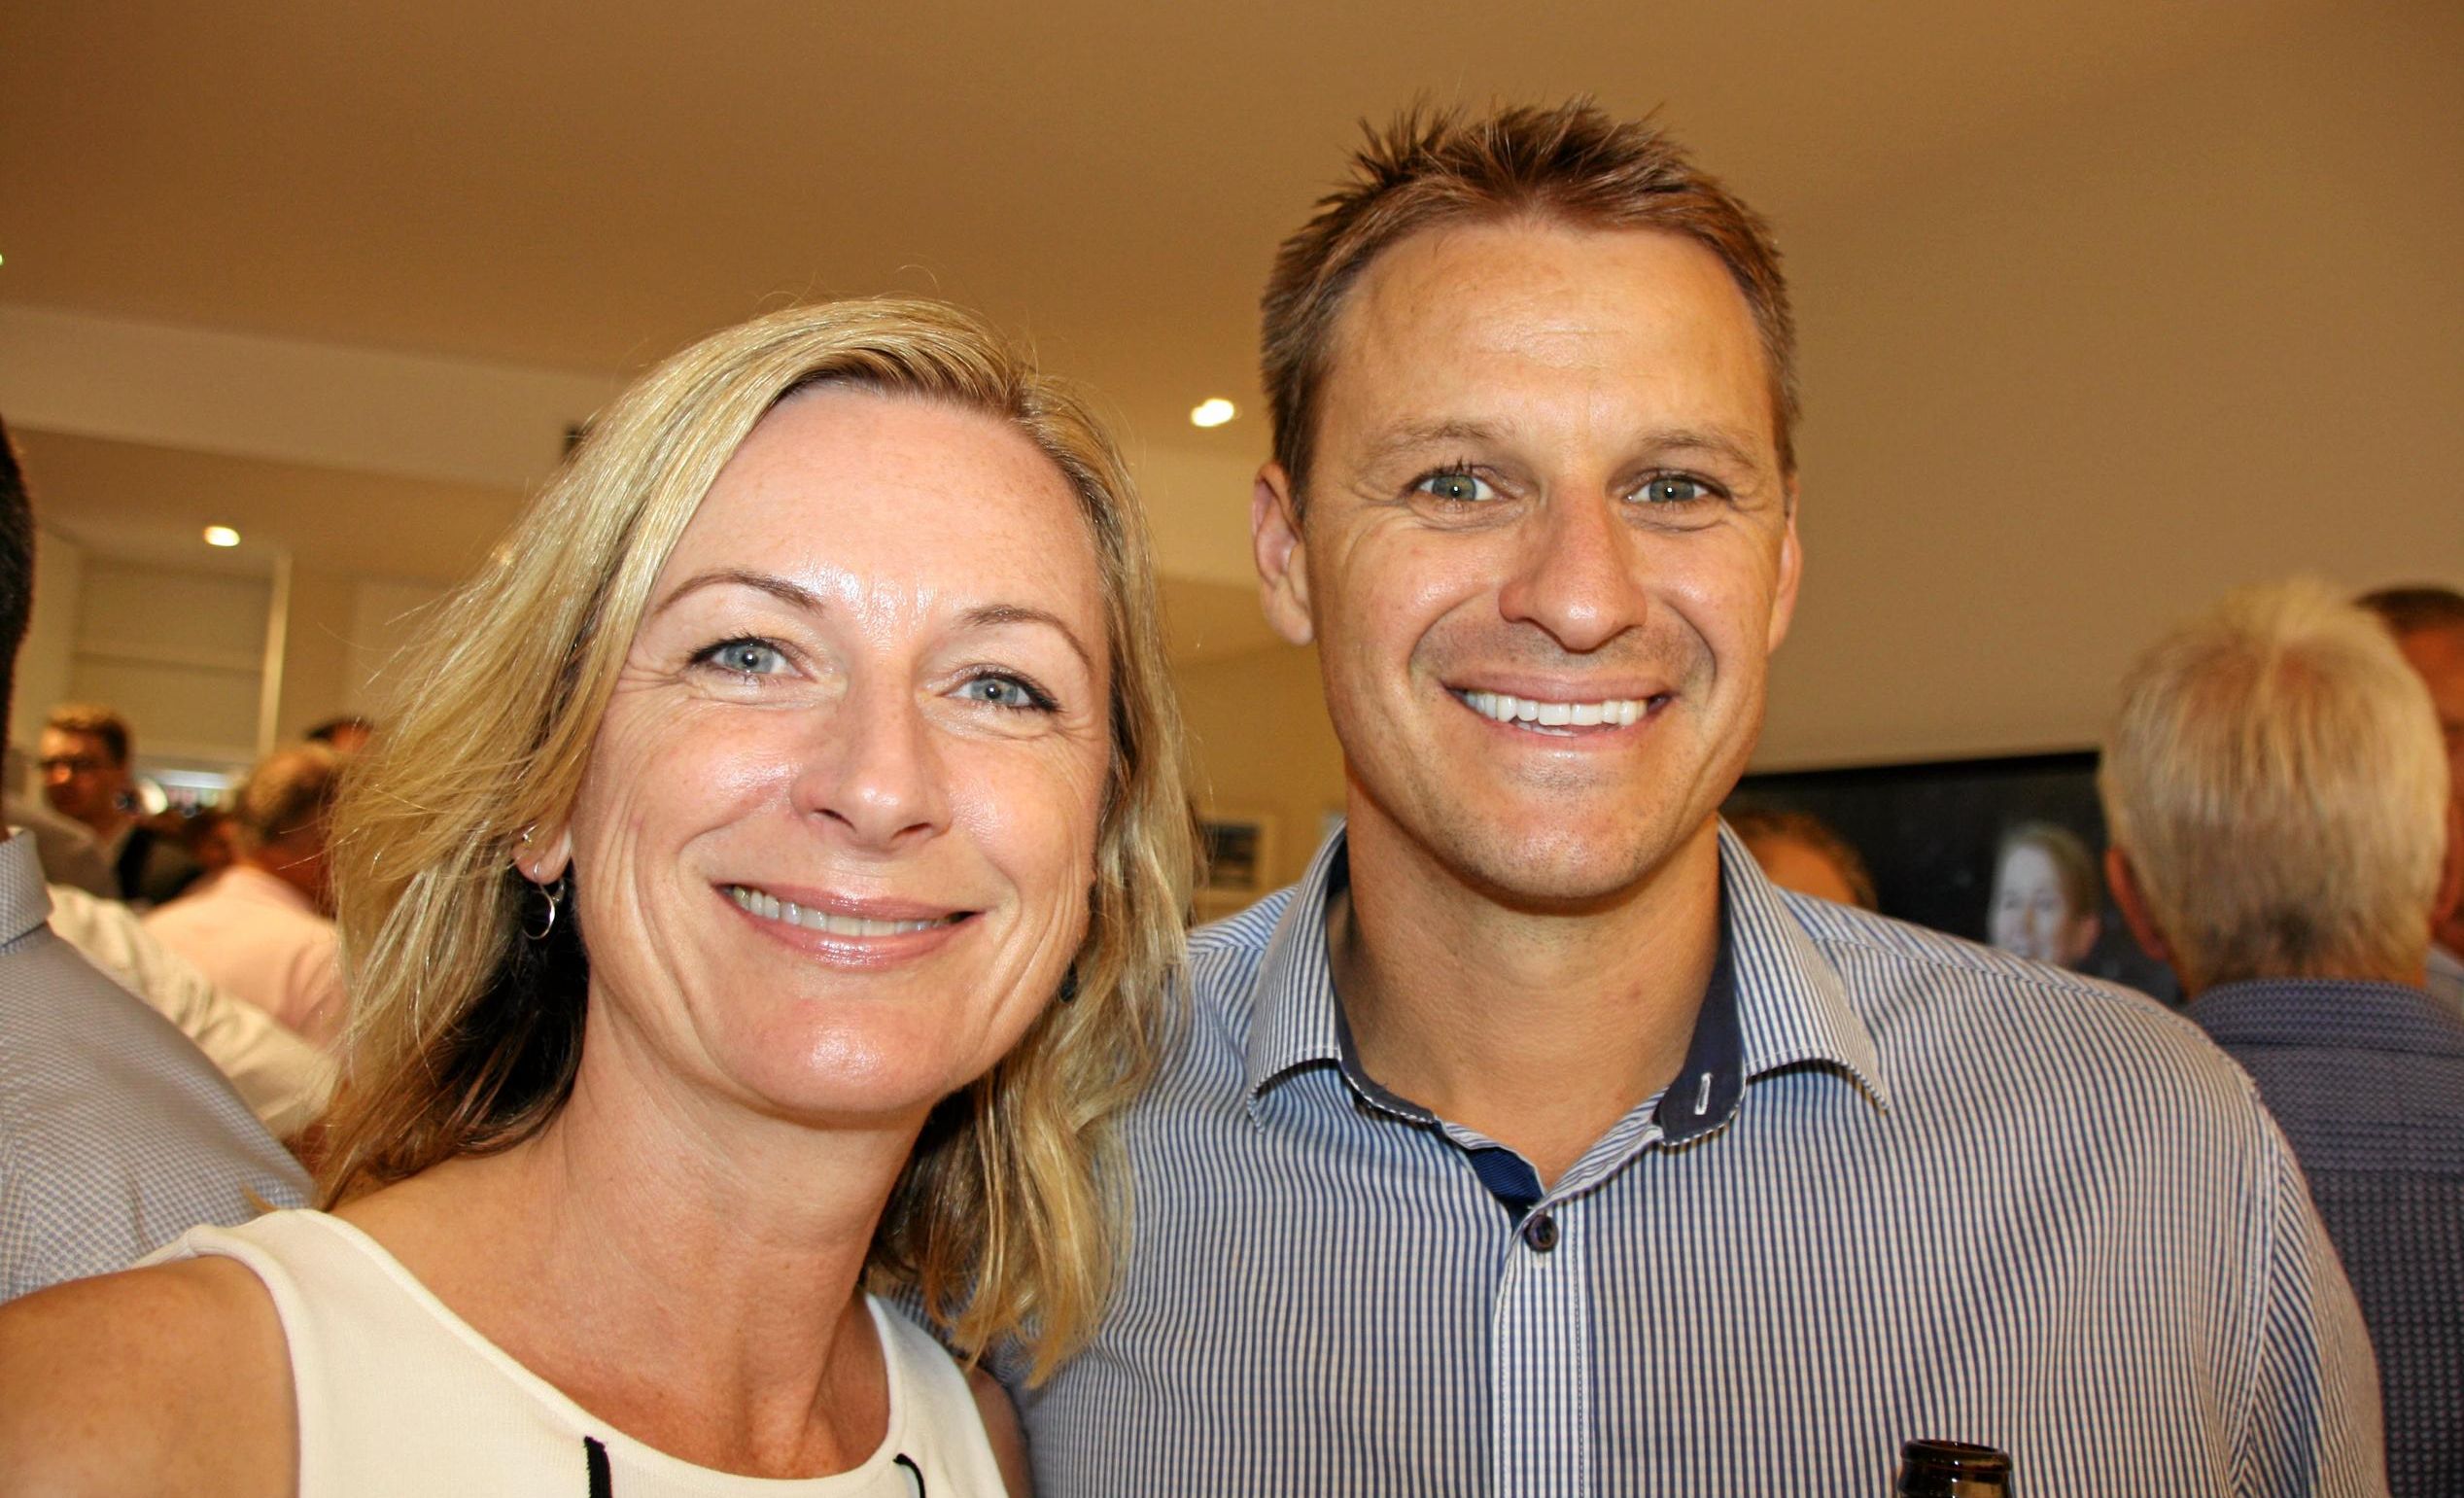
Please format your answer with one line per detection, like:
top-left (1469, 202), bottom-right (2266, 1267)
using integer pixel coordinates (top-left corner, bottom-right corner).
top-left (1190, 398), bottom-right (1236, 429)
top-left (203, 525), bottom-right (241, 548)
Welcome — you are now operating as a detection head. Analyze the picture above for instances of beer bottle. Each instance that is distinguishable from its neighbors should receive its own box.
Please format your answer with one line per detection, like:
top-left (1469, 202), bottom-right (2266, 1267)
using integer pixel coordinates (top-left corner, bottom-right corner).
top-left (1895, 1438), bottom-right (2012, 1496)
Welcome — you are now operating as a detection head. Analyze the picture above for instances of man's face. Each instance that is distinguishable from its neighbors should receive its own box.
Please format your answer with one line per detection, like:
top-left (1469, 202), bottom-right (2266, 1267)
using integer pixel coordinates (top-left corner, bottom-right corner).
top-left (2396, 623), bottom-right (2464, 948)
top-left (38, 727), bottom-right (127, 830)
top-left (1255, 221), bottom-right (1800, 905)
top-left (2395, 624), bottom-right (2464, 808)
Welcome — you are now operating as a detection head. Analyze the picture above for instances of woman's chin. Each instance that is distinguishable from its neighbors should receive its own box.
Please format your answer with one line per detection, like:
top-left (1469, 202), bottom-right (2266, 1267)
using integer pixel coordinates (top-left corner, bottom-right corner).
top-left (698, 1020), bottom-right (994, 1132)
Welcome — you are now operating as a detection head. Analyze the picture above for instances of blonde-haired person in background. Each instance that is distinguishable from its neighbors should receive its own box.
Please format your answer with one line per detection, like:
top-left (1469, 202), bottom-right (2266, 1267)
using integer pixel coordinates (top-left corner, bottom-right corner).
top-left (2100, 578), bottom-right (2462, 1495)
top-left (0, 297), bottom-right (1195, 1495)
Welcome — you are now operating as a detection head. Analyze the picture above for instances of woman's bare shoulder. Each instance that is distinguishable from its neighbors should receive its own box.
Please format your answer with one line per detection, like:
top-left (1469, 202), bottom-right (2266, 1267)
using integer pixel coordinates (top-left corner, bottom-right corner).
top-left (0, 1257), bottom-right (294, 1497)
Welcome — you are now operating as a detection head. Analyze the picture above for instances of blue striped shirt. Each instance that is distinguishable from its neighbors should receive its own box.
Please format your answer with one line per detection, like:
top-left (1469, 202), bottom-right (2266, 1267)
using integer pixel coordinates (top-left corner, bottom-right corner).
top-left (1020, 825), bottom-right (2384, 1495)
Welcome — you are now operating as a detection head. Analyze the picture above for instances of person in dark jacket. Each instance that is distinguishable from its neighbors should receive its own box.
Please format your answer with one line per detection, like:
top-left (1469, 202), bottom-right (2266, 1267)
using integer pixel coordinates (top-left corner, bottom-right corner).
top-left (2102, 577), bottom-right (2464, 1498)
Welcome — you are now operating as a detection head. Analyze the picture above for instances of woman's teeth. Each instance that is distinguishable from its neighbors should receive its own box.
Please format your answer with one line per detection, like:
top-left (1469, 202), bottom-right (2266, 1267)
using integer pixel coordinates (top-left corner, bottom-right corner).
top-left (724, 886), bottom-right (949, 936)
top-left (1458, 690), bottom-right (1651, 727)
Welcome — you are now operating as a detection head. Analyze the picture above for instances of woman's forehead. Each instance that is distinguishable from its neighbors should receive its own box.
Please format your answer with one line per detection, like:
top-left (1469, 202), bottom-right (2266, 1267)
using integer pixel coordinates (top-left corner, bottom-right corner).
top-left (662, 389), bottom-right (1106, 625)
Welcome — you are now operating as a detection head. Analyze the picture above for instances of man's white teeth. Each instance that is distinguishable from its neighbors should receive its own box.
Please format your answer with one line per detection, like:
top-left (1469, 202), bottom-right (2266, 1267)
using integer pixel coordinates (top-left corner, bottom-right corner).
top-left (1459, 690), bottom-right (1648, 727)
top-left (724, 886), bottom-right (946, 936)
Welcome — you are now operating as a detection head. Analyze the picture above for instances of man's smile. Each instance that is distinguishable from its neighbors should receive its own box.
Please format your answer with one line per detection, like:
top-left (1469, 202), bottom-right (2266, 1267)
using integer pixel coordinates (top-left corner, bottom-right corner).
top-left (1450, 687), bottom-right (1673, 735)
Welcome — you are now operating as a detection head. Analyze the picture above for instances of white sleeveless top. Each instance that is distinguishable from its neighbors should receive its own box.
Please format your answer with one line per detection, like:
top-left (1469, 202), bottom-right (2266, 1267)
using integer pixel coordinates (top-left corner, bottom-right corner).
top-left (152, 1210), bottom-right (1010, 1498)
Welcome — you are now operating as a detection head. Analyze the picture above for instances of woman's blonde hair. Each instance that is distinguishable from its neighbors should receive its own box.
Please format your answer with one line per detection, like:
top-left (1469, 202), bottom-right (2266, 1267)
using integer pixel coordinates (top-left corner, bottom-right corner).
top-left (320, 297), bottom-right (1195, 1379)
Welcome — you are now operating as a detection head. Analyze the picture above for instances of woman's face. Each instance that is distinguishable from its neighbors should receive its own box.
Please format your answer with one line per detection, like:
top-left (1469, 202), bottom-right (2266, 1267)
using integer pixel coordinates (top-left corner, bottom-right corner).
top-left (539, 387), bottom-right (1112, 1131)
top-left (1989, 843), bottom-right (2098, 968)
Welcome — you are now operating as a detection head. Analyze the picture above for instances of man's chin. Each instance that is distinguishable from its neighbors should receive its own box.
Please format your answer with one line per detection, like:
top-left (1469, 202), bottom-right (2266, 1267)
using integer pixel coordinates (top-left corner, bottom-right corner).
top-left (1420, 818), bottom-right (1720, 914)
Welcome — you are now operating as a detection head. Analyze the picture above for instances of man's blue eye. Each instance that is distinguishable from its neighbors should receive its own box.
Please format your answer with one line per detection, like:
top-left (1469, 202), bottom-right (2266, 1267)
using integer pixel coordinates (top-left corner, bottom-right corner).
top-left (1641, 474), bottom-right (1714, 505)
top-left (1414, 470), bottom-right (1494, 504)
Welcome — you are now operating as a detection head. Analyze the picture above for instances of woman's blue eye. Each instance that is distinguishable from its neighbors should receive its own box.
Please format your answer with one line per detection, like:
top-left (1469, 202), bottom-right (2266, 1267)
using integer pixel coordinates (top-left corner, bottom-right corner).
top-left (703, 639), bottom-right (787, 675)
top-left (958, 675), bottom-right (1050, 712)
top-left (1413, 470), bottom-right (1495, 505)
top-left (1640, 474), bottom-right (1715, 505)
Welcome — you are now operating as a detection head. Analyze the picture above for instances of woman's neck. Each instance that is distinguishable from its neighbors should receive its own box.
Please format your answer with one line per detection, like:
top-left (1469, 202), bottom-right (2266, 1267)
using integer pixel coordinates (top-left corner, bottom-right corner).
top-left (337, 1014), bottom-right (928, 1478)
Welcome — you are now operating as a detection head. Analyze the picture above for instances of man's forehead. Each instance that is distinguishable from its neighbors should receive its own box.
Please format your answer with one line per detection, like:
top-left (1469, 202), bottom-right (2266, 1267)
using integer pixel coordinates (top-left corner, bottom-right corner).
top-left (1314, 219), bottom-right (1778, 449)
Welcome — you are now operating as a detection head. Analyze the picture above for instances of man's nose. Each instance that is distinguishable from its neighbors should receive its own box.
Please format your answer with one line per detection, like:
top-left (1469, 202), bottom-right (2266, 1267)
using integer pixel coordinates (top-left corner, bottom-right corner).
top-left (1495, 492), bottom-right (1650, 653)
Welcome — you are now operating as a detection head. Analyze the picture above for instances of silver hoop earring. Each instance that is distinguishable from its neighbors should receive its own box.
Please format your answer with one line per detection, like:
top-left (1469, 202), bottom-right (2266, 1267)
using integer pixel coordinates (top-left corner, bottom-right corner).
top-left (523, 876), bottom-right (565, 942)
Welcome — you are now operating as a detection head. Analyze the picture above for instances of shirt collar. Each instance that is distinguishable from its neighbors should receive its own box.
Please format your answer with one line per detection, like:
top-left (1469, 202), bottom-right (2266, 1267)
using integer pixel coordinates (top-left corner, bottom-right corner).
top-left (0, 831), bottom-right (56, 947)
top-left (1242, 831), bottom-right (1353, 1102)
top-left (1715, 820), bottom-right (1891, 1110)
top-left (1240, 820), bottom-right (1891, 1121)
top-left (2192, 974), bottom-right (2464, 1057)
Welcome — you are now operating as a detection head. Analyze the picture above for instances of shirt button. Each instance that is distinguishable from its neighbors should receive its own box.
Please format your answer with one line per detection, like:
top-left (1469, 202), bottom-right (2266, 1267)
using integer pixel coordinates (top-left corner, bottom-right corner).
top-left (1522, 1212), bottom-right (1559, 1253)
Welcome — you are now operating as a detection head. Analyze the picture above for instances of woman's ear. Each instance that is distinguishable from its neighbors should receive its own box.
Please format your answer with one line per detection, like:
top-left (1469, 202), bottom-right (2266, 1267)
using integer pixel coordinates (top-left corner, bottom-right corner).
top-left (517, 823), bottom-right (573, 885)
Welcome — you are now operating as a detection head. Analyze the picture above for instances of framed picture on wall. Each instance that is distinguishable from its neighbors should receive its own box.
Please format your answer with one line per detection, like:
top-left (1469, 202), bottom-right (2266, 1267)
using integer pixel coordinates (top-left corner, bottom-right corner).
top-left (1195, 811), bottom-right (1279, 922)
top-left (1726, 750), bottom-right (2177, 1004)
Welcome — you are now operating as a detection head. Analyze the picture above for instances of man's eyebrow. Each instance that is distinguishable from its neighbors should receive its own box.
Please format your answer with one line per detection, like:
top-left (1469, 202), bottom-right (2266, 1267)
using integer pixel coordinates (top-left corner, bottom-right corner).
top-left (1358, 420), bottom-right (1768, 471)
top-left (961, 603), bottom-right (1097, 673)
top-left (651, 568), bottom-right (824, 617)
top-left (1646, 427), bottom-right (1766, 470)
top-left (1359, 419), bottom-right (1505, 467)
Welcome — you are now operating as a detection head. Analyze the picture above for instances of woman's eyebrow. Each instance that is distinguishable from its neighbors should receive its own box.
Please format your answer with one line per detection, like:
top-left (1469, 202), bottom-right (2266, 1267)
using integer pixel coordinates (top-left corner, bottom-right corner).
top-left (962, 603), bottom-right (1096, 672)
top-left (651, 568), bottom-right (823, 617)
top-left (649, 575), bottom-right (1094, 669)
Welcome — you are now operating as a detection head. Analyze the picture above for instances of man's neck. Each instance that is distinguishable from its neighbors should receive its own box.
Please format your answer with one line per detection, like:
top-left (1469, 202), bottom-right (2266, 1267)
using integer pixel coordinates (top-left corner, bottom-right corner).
top-left (1330, 813), bottom-right (1726, 1185)
top-left (87, 808), bottom-right (133, 848)
top-left (233, 854), bottom-right (312, 908)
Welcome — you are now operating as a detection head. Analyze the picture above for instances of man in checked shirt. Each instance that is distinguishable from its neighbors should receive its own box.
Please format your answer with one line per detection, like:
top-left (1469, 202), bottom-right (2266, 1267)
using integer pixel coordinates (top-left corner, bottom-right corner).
top-left (1012, 101), bottom-right (2384, 1494)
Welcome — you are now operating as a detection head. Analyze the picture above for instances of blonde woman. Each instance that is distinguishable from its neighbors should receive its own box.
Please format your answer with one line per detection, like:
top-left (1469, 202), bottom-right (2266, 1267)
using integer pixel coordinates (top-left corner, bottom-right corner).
top-left (0, 299), bottom-right (1194, 1496)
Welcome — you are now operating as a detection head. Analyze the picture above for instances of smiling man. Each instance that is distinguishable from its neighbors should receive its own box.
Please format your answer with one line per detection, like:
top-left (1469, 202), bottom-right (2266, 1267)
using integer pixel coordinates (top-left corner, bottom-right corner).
top-left (1015, 103), bottom-right (2382, 1494)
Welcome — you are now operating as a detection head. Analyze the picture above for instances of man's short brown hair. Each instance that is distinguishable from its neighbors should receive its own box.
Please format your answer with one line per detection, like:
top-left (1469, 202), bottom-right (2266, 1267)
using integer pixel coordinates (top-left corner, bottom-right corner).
top-left (1261, 99), bottom-right (1797, 499)
top-left (45, 703), bottom-right (130, 767)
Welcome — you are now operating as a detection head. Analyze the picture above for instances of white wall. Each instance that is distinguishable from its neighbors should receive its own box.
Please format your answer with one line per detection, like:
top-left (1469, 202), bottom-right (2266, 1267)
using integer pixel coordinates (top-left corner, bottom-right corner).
top-left (1760, 4), bottom-right (2464, 768)
top-left (62, 557), bottom-right (270, 769)
top-left (342, 578), bottom-right (448, 717)
top-left (12, 537), bottom-right (453, 771)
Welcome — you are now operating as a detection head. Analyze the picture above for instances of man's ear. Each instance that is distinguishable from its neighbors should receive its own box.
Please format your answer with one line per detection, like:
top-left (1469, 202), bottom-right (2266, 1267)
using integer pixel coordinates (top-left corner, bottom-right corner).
top-left (517, 822), bottom-right (573, 885)
top-left (1765, 479), bottom-right (1803, 653)
top-left (2434, 799), bottom-right (2464, 931)
top-left (2103, 846), bottom-right (2175, 976)
top-left (1252, 463), bottom-right (1314, 646)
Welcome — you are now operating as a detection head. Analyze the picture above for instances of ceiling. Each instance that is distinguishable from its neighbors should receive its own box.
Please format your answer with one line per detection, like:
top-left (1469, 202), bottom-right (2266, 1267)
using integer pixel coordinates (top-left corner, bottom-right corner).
top-left (0, 0), bottom-right (2350, 662)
